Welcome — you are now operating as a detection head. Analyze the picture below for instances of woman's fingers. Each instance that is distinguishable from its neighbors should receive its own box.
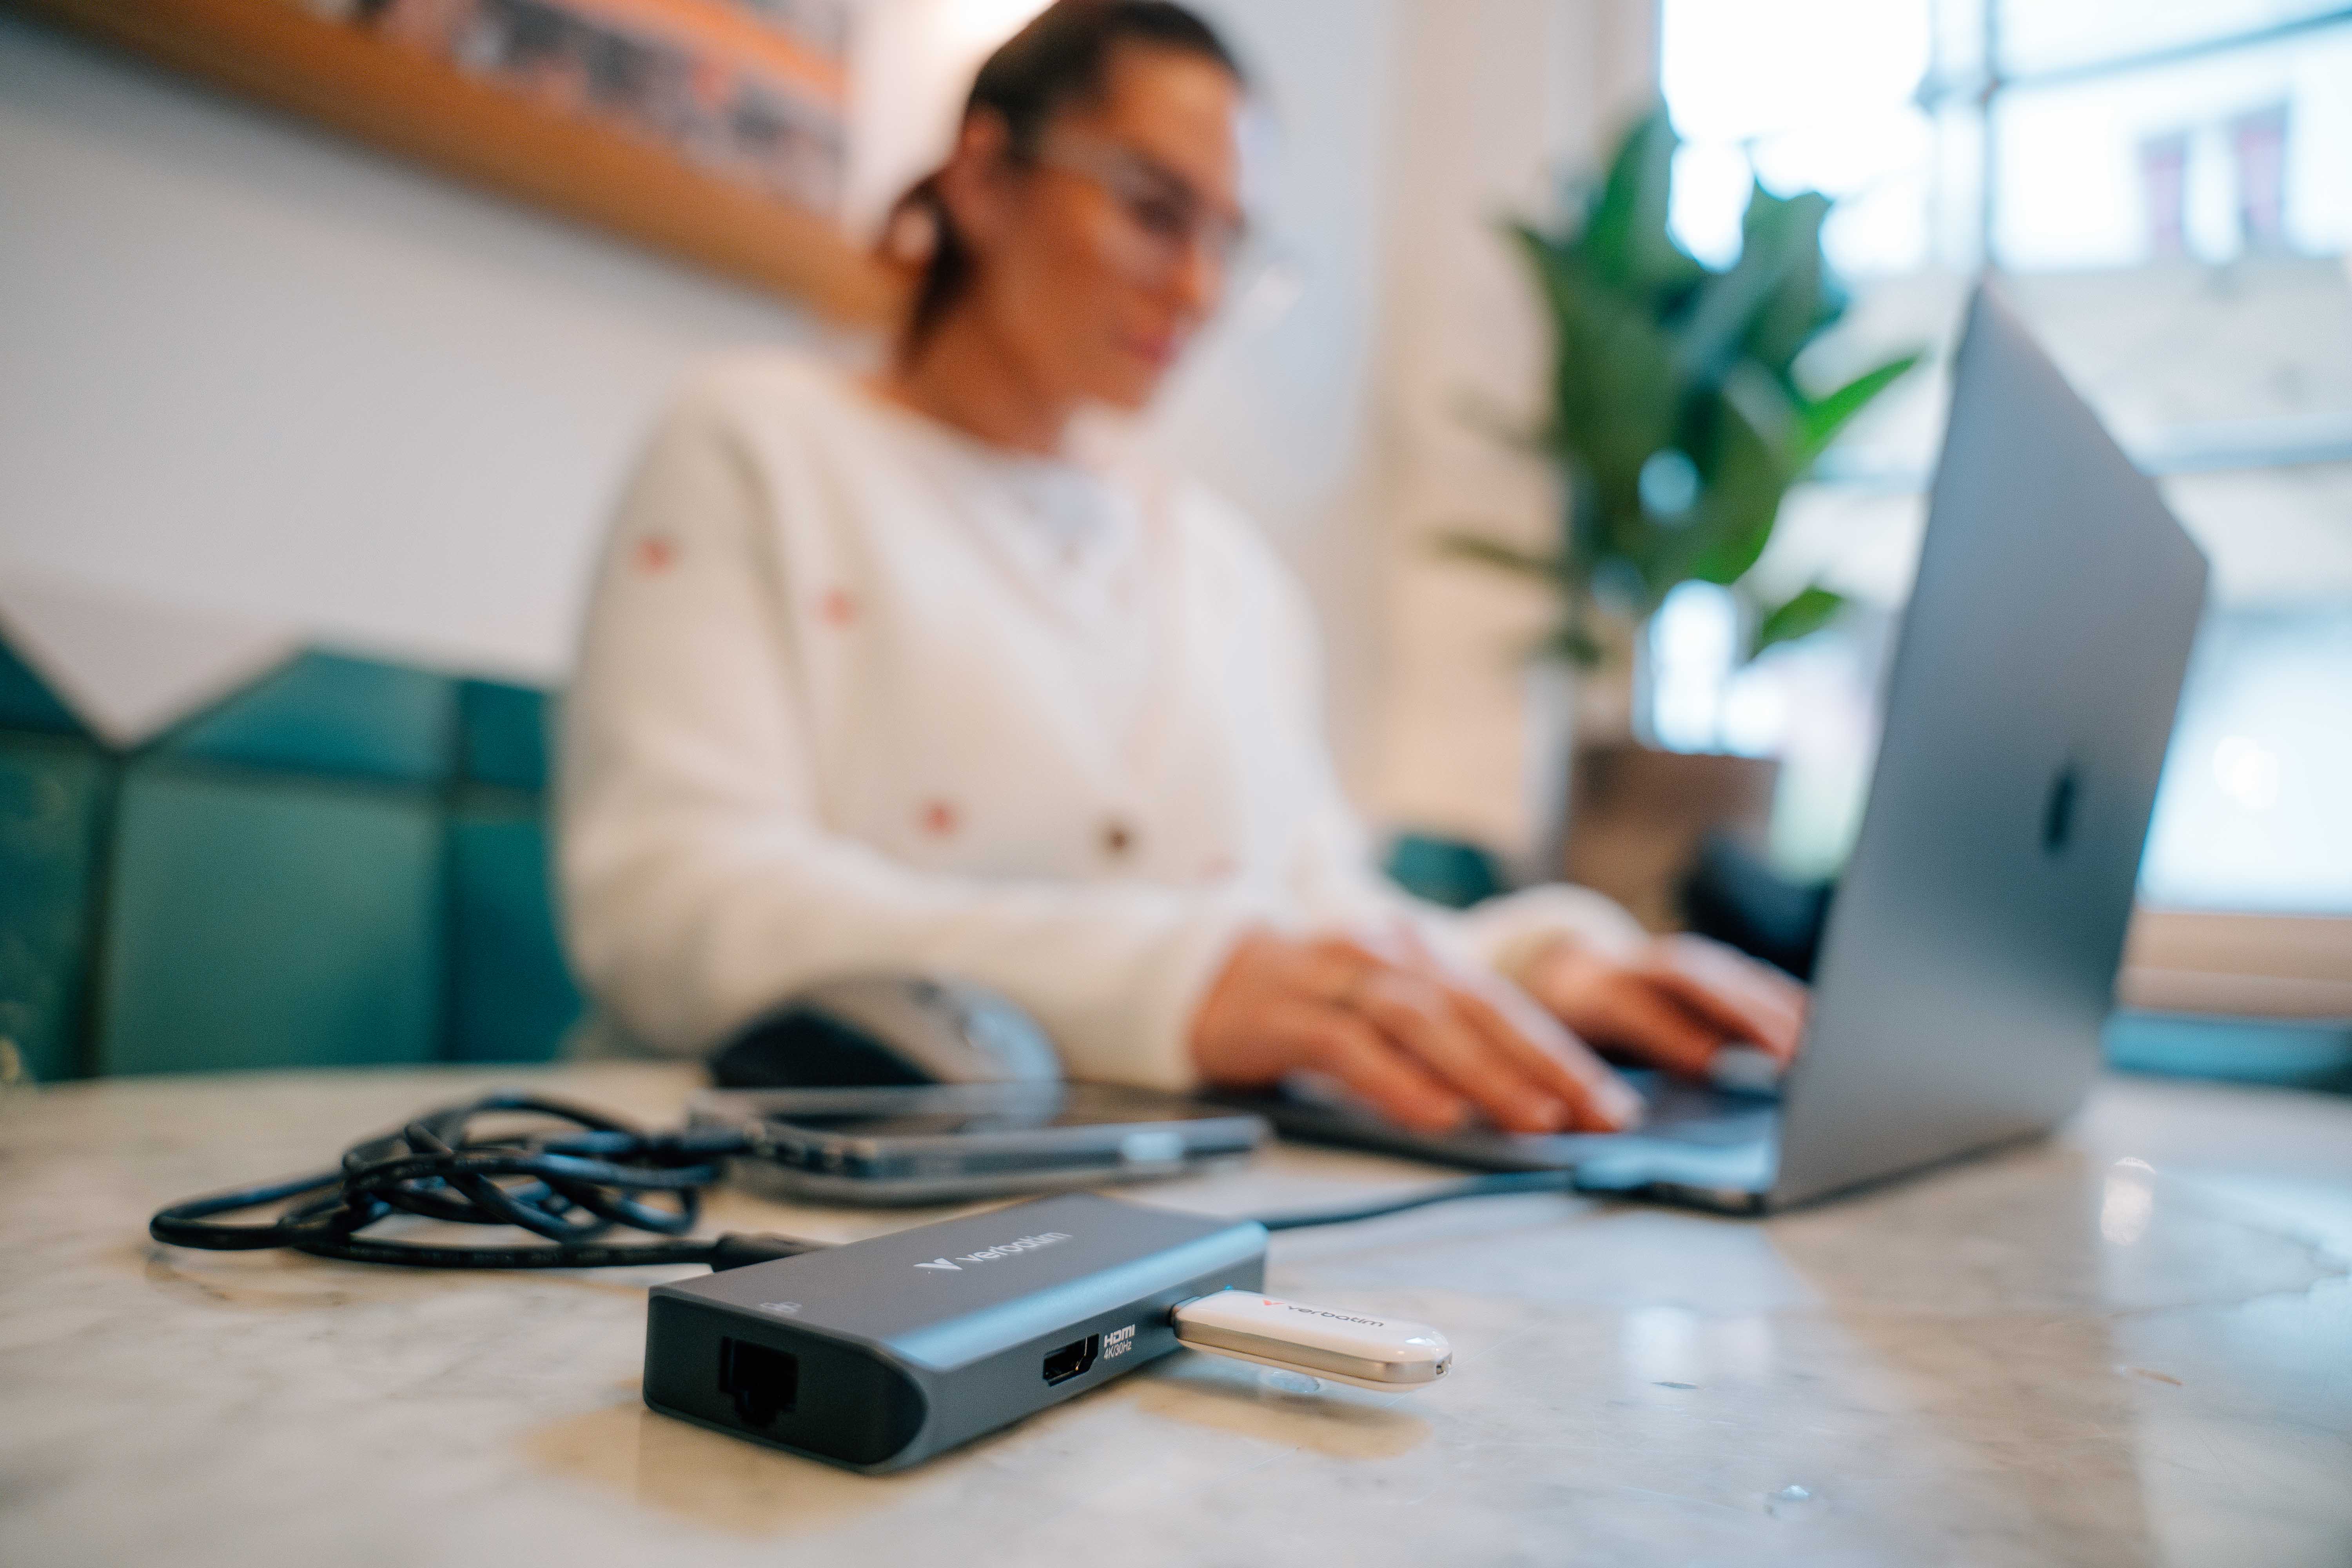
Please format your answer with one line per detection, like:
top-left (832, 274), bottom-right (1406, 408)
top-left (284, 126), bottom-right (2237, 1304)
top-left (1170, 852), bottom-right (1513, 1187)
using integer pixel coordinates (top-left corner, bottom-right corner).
top-left (1642, 936), bottom-right (1808, 1063)
top-left (1370, 922), bottom-right (1638, 1131)
top-left (1188, 925), bottom-right (1704, 1138)
top-left (1581, 976), bottom-right (1730, 1079)
top-left (1348, 970), bottom-right (1577, 1133)
top-left (1270, 999), bottom-right (1468, 1132)
top-left (1294, 933), bottom-right (1392, 1001)
top-left (1444, 978), bottom-right (1646, 1131)
top-left (1336, 926), bottom-right (1646, 1133)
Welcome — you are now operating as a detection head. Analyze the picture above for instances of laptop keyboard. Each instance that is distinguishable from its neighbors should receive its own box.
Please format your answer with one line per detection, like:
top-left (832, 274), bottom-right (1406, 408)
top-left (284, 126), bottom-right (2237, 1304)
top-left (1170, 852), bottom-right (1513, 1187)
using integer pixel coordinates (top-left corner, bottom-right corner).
top-left (1236, 1069), bottom-right (1780, 1175)
top-left (1626, 1074), bottom-right (1779, 1147)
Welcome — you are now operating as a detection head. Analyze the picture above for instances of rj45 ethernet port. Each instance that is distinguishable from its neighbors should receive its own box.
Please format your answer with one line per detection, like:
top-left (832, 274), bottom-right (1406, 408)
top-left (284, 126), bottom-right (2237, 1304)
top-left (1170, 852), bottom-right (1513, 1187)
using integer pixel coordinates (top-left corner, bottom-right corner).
top-left (719, 1337), bottom-right (798, 1427)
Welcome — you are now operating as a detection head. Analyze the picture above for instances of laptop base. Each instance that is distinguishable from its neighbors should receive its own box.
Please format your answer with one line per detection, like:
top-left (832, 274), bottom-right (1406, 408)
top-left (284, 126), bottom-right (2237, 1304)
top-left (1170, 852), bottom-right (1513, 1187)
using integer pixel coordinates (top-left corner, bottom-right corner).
top-left (1215, 1075), bottom-right (1782, 1216)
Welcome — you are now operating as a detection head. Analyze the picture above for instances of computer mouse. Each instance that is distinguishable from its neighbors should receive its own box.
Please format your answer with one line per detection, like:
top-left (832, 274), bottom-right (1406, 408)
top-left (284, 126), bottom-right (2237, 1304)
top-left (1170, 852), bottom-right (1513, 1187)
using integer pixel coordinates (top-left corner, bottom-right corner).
top-left (707, 974), bottom-right (1064, 1089)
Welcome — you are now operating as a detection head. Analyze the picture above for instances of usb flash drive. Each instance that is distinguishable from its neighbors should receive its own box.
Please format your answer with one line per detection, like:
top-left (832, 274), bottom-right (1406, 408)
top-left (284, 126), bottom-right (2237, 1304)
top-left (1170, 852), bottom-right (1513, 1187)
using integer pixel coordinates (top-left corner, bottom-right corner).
top-left (1171, 1289), bottom-right (1452, 1391)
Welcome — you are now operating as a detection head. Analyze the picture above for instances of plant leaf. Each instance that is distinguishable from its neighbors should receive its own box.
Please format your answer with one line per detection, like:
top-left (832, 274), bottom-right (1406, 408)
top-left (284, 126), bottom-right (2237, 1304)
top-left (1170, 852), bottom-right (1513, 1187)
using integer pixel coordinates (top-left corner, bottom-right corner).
top-left (1678, 388), bottom-right (1796, 586)
top-left (1435, 531), bottom-right (1563, 582)
top-left (1739, 185), bottom-right (1836, 371)
top-left (1582, 105), bottom-right (1705, 299)
top-left (1561, 280), bottom-right (1683, 543)
top-left (1505, 220), bottom-right (1578, 321)
top-left (1670, 212), bottom-right (1803, 391)
top-left (1795, 351), bottom-right (1923, 462)
top-left (1535, 621), bottom-right (1608, 669)
top-left (1486, 109), bottom-right (1894, 632)
top-left (1752, 584), bottom-right (1846, 656)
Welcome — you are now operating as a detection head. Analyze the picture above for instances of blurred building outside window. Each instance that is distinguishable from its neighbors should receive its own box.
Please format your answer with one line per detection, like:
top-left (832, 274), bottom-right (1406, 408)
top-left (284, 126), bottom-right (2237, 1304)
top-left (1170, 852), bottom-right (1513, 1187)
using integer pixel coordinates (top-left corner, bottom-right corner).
top-left (1655, 0), bottom-right (2352, 944)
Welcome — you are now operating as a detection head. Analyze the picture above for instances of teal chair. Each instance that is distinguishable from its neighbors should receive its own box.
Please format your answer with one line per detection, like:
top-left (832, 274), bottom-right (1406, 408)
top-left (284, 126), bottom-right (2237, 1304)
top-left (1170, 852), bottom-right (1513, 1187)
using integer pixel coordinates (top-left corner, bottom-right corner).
top-left (162, 650), bottom-right (459, 786)
top-left (98, 760), bottom-right (446, 1074)
top-left (447, 803), bottom-right (577, 1064)
top-left (1385, 831), bottom-right (1508, 911)
top-left (0, 635), bottom-right (583, 1080)
top-left (0, 732), bottom-right (109, 1084)
top-left (447, 677), bottom-right (578, 1064)
top-left (94, 653), bottom-right (458, 1073)
top-left (0, 639), bottom-right (108, 1083)
top-left (0, 637), bottom-right (84, 737)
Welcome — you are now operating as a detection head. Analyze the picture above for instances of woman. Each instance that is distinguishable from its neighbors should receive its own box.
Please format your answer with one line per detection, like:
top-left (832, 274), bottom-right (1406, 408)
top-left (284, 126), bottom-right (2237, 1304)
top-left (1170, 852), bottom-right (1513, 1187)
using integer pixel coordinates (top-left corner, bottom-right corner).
top-left (560, 0), bottom-right (1802, 1136)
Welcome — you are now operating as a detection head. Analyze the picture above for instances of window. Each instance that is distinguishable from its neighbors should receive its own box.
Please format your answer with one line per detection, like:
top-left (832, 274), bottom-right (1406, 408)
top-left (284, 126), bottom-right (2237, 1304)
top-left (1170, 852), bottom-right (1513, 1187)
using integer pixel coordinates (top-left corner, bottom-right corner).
top-left (1664, 0), bottom-right (2352, 275)
top-left (1660, 2), bottom-right (2352, 965)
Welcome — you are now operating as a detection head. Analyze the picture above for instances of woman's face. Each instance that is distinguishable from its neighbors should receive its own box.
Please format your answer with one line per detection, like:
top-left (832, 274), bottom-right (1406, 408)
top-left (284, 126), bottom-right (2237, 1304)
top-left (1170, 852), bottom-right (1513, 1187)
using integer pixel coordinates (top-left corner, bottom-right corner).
top-left (946, 44), bottom-right (1248, 412)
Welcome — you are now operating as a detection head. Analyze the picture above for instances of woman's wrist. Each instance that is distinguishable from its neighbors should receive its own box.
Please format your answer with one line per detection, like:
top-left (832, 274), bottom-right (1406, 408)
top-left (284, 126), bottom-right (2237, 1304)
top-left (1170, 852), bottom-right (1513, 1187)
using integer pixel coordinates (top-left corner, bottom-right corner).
top-left (1498, 930), bottom-right (1599, 991)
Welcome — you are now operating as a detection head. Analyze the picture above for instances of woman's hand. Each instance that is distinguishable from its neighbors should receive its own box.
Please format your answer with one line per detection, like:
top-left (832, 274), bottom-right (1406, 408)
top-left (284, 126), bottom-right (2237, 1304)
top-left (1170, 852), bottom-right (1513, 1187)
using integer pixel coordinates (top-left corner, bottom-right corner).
top-left (1189, 929), bottom-right (1645, 1135)
top-left (1518, 932), bottom-right (1807, 1080)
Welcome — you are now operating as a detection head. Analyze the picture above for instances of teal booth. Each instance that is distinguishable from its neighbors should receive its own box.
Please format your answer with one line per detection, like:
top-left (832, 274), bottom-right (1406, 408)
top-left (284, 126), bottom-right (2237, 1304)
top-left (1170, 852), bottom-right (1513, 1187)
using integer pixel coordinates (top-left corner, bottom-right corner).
top-left (8, 630), bottom-right (2342, 1090)
top-left (0, 635), bottom-right (579, 1080)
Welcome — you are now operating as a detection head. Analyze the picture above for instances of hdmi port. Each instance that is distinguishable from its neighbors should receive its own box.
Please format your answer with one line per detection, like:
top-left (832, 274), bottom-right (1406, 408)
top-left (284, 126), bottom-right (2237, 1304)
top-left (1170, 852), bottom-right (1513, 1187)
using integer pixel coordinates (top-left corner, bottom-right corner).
top-left (1042, 1334), bottom-right (1100, 1385)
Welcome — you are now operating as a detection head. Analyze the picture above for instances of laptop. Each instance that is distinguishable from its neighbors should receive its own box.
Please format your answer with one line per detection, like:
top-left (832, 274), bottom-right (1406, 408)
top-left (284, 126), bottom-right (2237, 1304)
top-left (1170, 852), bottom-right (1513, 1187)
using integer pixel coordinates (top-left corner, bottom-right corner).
top-left (1232, 284), bottom-right (2210, 1214)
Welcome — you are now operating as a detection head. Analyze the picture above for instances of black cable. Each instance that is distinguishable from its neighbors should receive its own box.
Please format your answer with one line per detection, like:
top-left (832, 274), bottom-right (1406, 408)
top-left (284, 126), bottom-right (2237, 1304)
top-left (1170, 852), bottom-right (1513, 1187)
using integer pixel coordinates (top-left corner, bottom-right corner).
top-left (149, 1092), bottom-right (1582, 1269)
top-left (149, 1094), bottom-right (826, 1271)
top-left (1251, 1169), bottom-right (1578, 1231)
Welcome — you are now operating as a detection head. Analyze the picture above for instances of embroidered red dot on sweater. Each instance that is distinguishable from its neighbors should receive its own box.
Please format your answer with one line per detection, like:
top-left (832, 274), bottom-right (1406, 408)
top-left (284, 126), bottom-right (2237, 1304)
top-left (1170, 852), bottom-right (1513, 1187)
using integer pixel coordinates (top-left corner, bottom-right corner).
top-left (818, 588), bottom-right (858, 626)
top-left (632, 535), bottom-right (678, 574)
top-left (919, 799), bottom-right (960, 837)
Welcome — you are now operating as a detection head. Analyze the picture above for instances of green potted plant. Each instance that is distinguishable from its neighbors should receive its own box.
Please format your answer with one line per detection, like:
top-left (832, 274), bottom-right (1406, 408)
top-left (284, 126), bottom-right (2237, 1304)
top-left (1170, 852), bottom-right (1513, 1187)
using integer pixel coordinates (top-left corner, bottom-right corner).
top-left (1447, 105), bottom-right (1921, 902)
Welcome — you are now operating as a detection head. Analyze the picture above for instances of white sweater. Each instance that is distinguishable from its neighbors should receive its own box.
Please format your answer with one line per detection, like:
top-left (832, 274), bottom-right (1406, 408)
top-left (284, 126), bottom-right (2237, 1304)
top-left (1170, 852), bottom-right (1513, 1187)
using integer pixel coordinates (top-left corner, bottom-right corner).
top-left (558, 354), bottom-right (1641, 1088)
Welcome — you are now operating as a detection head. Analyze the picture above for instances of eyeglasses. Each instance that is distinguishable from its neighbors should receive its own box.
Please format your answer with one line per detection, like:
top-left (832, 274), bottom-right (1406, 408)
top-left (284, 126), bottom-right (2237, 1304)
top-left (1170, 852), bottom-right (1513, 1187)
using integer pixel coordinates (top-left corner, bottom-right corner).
top-left (1030, 133), bottom-right (1293, 313)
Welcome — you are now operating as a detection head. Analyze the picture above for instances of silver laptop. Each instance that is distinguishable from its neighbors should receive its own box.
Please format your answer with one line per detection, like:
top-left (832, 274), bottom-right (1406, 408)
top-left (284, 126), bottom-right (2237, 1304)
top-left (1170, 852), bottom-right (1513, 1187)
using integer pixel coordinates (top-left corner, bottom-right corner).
top-left (1236, 284), bottom-right (2210, 1214)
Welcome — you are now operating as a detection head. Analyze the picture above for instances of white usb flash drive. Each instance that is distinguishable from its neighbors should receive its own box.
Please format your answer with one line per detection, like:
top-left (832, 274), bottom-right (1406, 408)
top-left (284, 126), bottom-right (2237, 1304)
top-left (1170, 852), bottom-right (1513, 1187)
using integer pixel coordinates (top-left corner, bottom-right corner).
top-left (1170, 1289), bottom-right (1452, 1392)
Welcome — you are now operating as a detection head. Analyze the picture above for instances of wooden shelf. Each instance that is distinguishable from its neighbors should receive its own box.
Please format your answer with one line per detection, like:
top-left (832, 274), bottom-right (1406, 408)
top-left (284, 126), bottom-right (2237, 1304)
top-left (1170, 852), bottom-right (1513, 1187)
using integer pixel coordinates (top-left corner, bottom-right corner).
top-left (11, 0), bottom-right (902, 327)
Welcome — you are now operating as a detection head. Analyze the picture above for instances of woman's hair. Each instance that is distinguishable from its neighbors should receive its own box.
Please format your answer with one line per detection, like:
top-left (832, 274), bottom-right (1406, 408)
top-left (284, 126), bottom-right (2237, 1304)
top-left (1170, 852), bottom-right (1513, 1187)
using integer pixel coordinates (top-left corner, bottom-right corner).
top-left (882, 0), bottom-right (1246, 354)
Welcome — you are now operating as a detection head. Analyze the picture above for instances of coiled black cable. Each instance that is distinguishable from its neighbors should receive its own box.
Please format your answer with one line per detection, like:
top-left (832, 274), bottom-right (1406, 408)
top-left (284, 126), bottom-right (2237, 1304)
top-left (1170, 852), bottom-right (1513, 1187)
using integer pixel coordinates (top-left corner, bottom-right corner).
top-left (148, 1094), bottom-right (825, 1271)
top-left (149, 1092), bottom-right (1583, 1270)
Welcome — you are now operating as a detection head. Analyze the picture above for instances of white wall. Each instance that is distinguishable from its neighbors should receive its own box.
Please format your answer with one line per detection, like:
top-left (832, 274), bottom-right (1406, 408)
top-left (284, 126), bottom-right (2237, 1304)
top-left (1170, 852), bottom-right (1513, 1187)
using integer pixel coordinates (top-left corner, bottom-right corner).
top-left (1367, 0), bottom-right (1659, 854)
top-left (0, 14), bottom-right (822, 684)
top-left (1150, 0), bottom-right (1405, 782)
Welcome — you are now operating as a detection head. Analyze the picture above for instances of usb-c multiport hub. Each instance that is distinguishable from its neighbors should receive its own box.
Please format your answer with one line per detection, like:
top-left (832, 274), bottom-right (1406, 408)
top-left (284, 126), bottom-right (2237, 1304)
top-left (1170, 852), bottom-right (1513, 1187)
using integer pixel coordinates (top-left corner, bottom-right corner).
top-left (647, 1193), bottom-right (1450, 1473)
top-left (1041, 1334), bottom-right (1099, 1385)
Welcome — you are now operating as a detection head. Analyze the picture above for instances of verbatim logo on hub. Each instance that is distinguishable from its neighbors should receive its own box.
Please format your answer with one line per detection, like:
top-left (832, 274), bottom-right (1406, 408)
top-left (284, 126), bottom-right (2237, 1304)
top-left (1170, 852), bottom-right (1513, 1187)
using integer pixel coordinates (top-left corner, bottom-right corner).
top-left (912, 1231), bottom-right (1072, 1271)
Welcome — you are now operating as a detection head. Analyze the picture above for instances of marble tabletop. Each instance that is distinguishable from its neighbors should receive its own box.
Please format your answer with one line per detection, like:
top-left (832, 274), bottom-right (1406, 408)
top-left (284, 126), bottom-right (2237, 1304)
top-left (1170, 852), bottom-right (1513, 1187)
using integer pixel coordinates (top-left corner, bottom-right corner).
top-left (2, 1063), bottom-right (2348, 1568)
